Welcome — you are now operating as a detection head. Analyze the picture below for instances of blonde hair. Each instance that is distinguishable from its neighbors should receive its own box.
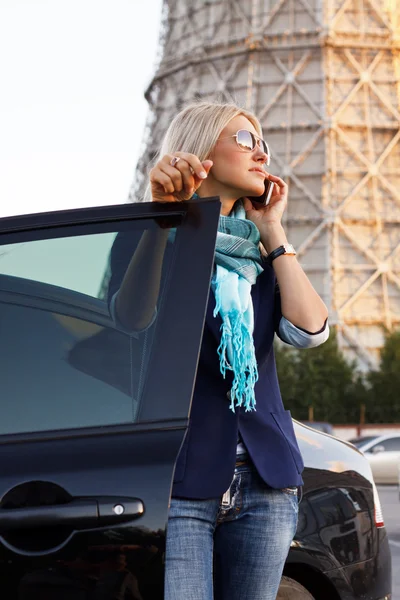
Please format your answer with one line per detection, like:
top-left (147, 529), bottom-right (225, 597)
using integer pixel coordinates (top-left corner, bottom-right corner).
top-left (142, 101), bottom-right (262, 202)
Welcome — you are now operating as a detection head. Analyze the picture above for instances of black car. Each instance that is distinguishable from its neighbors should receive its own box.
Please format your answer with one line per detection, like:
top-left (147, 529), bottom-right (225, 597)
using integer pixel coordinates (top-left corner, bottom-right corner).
top-left (0, 199), bottom-right (391, 600)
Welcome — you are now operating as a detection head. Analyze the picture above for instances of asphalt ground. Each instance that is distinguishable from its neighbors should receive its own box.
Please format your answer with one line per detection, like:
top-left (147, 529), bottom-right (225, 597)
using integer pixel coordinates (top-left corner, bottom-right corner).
top-left (377, 485), bottom-right (400, 599)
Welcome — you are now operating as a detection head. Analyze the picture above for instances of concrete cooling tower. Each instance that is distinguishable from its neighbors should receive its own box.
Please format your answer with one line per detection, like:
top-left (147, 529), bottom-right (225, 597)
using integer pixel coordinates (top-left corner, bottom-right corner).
top-left (131, 0), bottom-right (400, 370)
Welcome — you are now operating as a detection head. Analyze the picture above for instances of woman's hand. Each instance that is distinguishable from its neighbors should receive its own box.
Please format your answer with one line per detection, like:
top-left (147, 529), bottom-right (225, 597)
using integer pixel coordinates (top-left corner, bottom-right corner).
top-left (243, 174), bottom-right (288, 228)
top-left (243, 175), bottom-right (289, 253)
top-left (150, 153), bottom-right (213, 202)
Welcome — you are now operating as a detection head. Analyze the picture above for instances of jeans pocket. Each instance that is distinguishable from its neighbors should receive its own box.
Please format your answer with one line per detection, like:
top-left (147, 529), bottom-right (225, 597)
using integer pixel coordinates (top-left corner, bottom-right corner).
top-left (280, 488), bottom-right (300, 527)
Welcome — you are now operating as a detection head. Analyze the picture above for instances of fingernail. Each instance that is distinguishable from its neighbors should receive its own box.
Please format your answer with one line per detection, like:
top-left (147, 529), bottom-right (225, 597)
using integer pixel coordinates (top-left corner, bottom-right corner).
top-left (199, 171), bottom-right (207, 179)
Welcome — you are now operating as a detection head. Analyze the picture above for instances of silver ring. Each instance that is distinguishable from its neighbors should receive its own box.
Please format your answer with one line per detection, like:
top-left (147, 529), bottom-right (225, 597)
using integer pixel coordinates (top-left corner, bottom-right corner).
top-left (170, 156), bottom-right (181, 168)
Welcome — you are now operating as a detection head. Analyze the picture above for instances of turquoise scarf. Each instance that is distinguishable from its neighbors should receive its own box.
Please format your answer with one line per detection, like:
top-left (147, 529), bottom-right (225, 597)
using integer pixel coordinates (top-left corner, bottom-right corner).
top-left (212, 200), bottom-right (264, 412)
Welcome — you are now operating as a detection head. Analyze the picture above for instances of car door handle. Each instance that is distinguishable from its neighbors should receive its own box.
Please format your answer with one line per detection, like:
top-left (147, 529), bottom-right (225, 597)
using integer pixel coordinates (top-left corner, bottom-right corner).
top-left (0, 497), bottom-right (144, 532)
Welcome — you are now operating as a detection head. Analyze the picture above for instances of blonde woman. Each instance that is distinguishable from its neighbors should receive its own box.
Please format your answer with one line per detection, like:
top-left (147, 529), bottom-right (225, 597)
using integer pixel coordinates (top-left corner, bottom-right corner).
top-left (109, 102), bottom-right (329, 600)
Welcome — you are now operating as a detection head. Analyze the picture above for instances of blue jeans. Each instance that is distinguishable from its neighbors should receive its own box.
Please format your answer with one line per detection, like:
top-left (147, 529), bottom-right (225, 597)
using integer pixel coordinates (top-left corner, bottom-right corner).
top-left (165, 458), bottom-right (299, 600)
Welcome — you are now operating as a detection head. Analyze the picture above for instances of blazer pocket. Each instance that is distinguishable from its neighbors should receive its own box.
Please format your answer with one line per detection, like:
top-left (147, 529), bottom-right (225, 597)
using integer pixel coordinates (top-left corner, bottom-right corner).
top-left (271, 410), bottom-right (304, 474)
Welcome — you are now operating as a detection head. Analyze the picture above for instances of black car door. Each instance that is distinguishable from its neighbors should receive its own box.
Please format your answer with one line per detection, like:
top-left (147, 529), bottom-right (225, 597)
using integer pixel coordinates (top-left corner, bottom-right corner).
top-left (0, 198), bottom-right (220, 600)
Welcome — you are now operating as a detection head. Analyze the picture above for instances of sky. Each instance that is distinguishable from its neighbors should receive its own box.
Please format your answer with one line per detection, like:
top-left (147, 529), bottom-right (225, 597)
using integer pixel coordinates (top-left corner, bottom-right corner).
top-left (0, 0), bottom-right (163, 217)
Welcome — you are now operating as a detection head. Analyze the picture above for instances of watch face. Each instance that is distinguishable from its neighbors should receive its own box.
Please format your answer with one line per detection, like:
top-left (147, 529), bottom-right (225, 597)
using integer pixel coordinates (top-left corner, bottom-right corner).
top-left (283, 244), bottom-right (296, 255)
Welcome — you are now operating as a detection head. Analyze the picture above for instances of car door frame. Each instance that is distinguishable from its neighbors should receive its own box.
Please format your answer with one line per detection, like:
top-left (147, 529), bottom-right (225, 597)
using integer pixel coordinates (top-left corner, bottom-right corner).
top-left (0, 197), bottom-right (220, 559)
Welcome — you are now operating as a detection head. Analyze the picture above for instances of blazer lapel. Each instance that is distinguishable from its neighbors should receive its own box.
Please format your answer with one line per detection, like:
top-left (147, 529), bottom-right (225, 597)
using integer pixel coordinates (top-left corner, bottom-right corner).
top-left (252, 283), bottom-right (262, 352)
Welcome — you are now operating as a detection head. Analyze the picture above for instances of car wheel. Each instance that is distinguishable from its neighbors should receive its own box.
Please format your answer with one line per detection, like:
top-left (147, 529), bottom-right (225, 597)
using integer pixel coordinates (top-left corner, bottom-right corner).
top-left (277, 576), bottom-right (315, 599)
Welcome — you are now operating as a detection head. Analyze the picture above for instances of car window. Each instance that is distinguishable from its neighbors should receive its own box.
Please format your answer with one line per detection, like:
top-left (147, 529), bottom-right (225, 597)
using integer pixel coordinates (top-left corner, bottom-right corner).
top-left (0, 234), bottom-right (116, 296)
top-left (376, 438), bottom-right (400, 452)
top-left (349, 436), bottom-right (378, 447)
top-left (0, 218), bottom-right (178, 435)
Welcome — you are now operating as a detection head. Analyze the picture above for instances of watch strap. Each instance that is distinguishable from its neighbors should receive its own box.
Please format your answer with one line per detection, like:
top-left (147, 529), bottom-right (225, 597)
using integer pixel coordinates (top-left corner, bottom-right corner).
top-left (267, 244), bottom-right (296, 265)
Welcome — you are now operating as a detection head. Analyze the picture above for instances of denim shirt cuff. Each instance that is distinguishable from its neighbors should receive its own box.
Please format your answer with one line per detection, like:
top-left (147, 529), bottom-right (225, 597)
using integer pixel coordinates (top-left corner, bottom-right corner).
top-left (279, 316), bottom-right (329, 349)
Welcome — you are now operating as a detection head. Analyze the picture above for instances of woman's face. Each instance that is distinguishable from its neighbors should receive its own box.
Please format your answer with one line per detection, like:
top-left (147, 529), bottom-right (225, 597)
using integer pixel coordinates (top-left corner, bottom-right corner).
top-left (203, 115), bottom-right (269, 200)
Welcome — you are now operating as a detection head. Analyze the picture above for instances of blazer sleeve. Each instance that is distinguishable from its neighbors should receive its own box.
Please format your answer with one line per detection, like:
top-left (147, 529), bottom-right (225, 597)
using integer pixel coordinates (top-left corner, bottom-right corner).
top-left (106, 230), bottom-right (174, 333)
top-left (106, 230), bottom-right (142, 311)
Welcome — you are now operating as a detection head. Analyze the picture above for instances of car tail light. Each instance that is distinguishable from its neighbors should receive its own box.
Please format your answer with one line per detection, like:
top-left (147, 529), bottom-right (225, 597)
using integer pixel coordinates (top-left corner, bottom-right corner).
top-left (372, 481), bottom-right (385, 528)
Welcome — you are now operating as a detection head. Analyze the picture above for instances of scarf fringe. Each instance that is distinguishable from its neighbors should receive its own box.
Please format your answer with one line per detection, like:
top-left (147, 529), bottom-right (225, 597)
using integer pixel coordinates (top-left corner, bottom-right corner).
top-left (214, 307), bottom-right (259, 413)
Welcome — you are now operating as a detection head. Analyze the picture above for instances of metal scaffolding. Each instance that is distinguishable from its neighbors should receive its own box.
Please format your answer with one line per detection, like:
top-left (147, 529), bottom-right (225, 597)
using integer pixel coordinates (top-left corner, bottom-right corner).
top-left (131, 0), bottom-right (400, 369)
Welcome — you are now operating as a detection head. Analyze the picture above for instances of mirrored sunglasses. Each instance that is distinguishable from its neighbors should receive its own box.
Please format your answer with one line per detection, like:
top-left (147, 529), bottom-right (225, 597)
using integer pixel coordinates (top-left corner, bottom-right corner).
top-left (228, 129), bottom-right (271, 166)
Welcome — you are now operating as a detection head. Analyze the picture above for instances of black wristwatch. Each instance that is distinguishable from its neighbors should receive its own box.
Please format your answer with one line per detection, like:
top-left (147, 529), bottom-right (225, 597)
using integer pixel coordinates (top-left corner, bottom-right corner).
top-left (266, 244), bottom-right (296, 265)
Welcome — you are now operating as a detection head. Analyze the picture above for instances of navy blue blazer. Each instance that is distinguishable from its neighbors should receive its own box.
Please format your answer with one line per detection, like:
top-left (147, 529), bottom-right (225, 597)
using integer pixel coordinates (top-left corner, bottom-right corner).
top-left (172, 264), bottom-right (304, 499)
top-left (107, 231), bottom-right (304, 500)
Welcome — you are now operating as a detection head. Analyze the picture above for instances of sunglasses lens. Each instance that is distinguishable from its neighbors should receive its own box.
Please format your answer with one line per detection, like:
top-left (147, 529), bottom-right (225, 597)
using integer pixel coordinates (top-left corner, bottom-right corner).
top-left (262, 141), bottom-right (271, 165)
top-left (236, 130), bottom-right (254, 151)
top-left (236, 130), bottom-right (271, 164)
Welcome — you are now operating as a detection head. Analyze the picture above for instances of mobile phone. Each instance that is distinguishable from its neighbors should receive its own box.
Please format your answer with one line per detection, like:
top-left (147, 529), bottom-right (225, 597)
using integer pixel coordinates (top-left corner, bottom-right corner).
top-left (248, 179), bottom-right (274, 207)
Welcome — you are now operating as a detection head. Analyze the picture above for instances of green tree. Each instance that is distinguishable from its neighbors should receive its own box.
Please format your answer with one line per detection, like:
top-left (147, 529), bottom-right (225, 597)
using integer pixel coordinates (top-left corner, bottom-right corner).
top-left (366, 329), bottom-right (400, 423)
top-left (274, 330), bottom-right (368, 424)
